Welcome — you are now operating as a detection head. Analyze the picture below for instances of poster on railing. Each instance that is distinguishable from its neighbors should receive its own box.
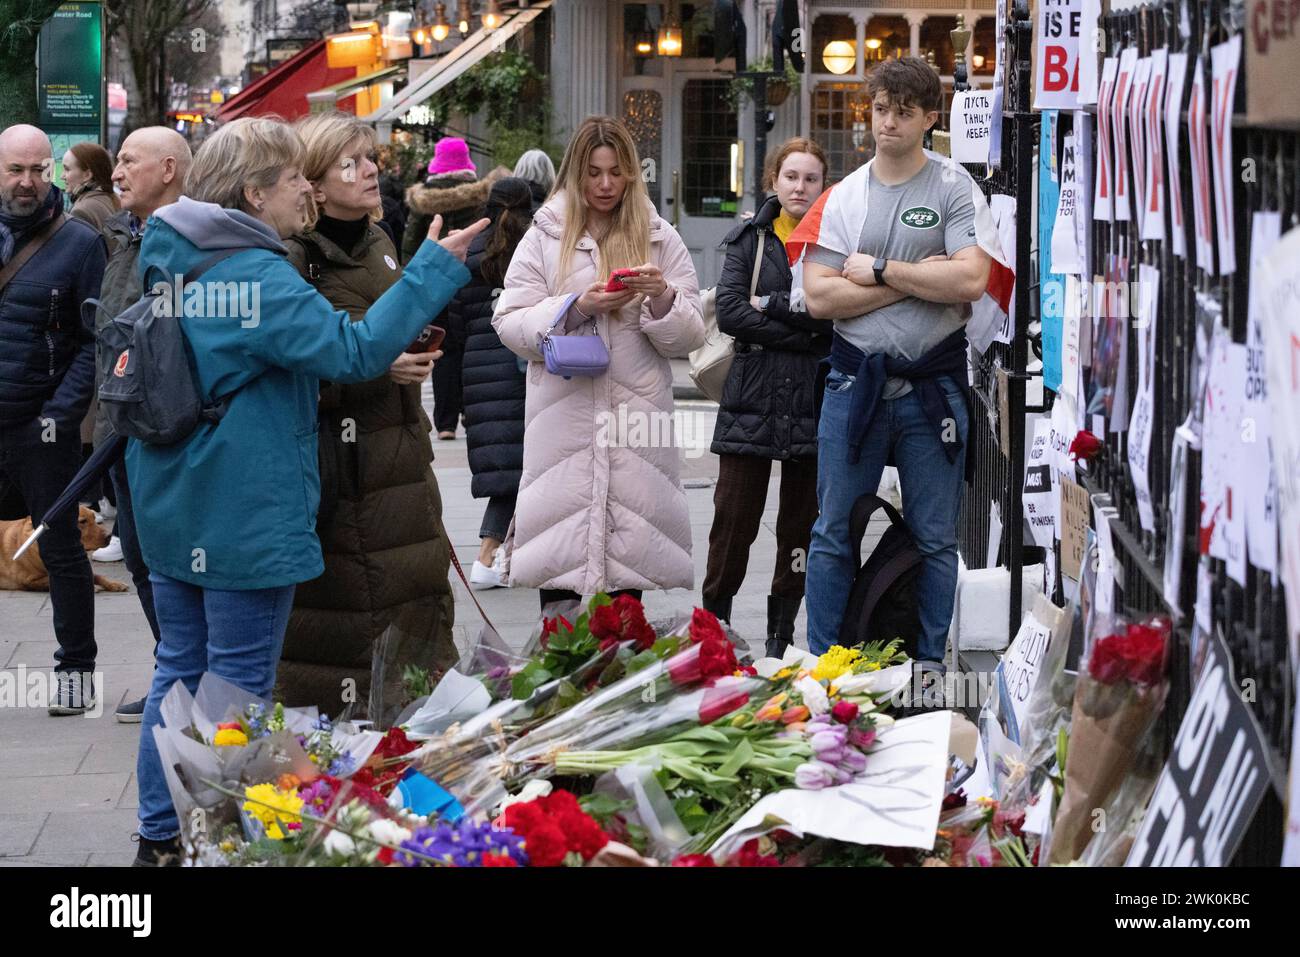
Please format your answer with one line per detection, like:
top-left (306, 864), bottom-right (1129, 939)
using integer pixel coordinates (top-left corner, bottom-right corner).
top-left (1050, 127), bottom-right (1082, 276)
top-left (1209, 35), bottom-right (1242, 276)
top-left (1112, 47), bottom-right (1139, 222)
top-left (1140, 48), bottom-right (1168, 242)
top-left (950, 89), bottom-right (993, 163)
top-left (1188, 57), bottom-right (1216, 273)
top-left (1255, 224), bottom-right (1300, 662)
top-left (1024, 417), bottom-right (1059, 593)
top-left (1032, 0), bottom-right (1083, 110)
top-left (1201, 326), bottom-right (1249, 587)
top-left (1165, 52), bottom-right (1190, 258)
top-left (1077, 0), bottom-right (1101, 104)
top-left (1040, 112), bottom-right (1065, 394)
top-left (1128, 55), bottom-right (1152, 234)
top-left (1094, 56), bottom-right (1118, 221)
top-left (1072, 111), bottom-right (1094, 280)
top-left (1127, 628), bottom-right (1273, 867)
top-left (1163, 432), bottom-right (1190, 615)
top-left (1127, 265), bottom-right (1159, 533)
top-left (1244, 212), bottom-right (1281, 576)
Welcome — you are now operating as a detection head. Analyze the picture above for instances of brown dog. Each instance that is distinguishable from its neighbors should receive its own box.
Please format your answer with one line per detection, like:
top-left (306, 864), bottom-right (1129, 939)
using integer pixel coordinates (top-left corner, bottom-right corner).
top-left (0, 506), bottom-right (129, 592)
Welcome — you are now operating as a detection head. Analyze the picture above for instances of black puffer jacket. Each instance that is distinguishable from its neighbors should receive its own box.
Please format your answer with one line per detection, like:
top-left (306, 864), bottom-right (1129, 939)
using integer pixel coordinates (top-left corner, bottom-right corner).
top-left (0, 199), bottom-right (106, 446)
top-left (711, 195), bottom-right (831, 460)
top-left (453, 228), bottom-right (525, 499)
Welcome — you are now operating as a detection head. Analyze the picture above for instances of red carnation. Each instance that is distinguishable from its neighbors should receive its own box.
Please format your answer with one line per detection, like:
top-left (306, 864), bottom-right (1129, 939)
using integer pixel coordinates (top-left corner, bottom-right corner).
top-left (689, 607), bottom-right (727, 645)
top-left (733, 838), bottom-right (780, 867)
top-left (831, 699), bottom-right (859, 724)
top-left (539, 789), bottom-right (582, 817)
top-left (520, 819), bottom-right (569, 867)
top-left (590, 604), bottom-right (624, 651)
top-left (672, 854), bottom-right (717, 867)
top-left (555, 809), bottom-right (610, 860)
top-left (481, 853), bottom-right (518, 867)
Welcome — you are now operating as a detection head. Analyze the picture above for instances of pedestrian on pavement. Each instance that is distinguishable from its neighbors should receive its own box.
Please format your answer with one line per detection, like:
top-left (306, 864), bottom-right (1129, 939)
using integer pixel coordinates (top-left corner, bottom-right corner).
top-left (62, 141), bottom-right (120, 233)
top-left (452, 176), bottom-right (535, 590)
top-left (402, 137), bottom-right (507, 438)
top-left (91, 127), bottom-right (193, 723)
top-left (494, 115), bottom-right (705, 610)
top-left (702, 138), bottom-right (832, 659)
top-left (276, 111), bottom-right (458, 719)
top-left (797, 58), bottom-right (993, 670)
top-left (0, 124), bottom-right (107, 714)
top-left (375, 144), bottom-right (407, 250)
top-left (512, 148), bottom-right (556, 207)
top-left (126, 116), bottom-right (486, 865)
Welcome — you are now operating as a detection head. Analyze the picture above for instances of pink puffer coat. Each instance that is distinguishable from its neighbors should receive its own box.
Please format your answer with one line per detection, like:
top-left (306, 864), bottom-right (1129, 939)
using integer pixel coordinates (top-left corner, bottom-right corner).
top-left (492, 193), bottom-right (705, 594)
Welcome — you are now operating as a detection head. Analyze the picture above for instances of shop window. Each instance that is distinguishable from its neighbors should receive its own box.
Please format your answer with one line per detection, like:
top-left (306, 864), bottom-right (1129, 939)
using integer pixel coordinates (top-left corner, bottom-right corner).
top-left (812, 14), bottom-right (856, 75)
top-left (972, 17), bottom-right (996, 76)
top-left (624, 3), bottom-right (665, 76)
top-left (623, 90), bottom-right (663, 206)
top-left (864, 15), bottom-right (909, 62)
top-left (681, 79), bottom-right (737, 216)
top-left (680, 3), bottom-right (716, 59)
top-left (920, 17), bottom-right (958, 76)
top-left (811, 82), bottom-right (873, 184)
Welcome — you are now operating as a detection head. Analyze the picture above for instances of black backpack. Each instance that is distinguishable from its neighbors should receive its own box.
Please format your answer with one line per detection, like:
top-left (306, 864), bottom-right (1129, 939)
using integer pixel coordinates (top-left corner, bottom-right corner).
top-left (836, 493), bottom-right (923, 659)
top-left (95, 249), bottom-right (241, 445)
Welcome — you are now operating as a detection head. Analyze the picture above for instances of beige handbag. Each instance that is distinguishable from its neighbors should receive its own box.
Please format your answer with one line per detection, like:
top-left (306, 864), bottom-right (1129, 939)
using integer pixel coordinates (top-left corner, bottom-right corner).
top-left (689, 230), bottom-right (766, 403)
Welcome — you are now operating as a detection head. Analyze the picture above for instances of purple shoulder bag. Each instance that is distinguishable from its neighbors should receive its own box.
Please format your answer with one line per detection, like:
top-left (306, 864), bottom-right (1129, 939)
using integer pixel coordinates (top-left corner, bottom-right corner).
top-left (538, 292), bottom-right (610, 379)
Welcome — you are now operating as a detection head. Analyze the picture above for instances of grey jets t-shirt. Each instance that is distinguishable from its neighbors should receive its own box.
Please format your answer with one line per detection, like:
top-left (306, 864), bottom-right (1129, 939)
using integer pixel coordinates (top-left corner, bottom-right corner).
top-left (807, 158), bottom-right (979, 398)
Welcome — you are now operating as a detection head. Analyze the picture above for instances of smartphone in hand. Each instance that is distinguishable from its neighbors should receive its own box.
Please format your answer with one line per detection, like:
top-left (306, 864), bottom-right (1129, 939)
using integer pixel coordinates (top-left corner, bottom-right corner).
top-left (406, 324), bottom-right (447, 354)
top-left (605, 268), bottom-right (641, 292)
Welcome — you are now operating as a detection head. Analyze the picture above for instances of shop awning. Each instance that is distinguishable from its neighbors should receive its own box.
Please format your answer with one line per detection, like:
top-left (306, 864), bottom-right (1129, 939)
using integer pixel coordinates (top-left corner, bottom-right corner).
top-left (217, 39), bottom-right (360, 122)
top-left (307, 64), bottom-right (404, 108)
top-left (366, 0), bottom-right (552, 125)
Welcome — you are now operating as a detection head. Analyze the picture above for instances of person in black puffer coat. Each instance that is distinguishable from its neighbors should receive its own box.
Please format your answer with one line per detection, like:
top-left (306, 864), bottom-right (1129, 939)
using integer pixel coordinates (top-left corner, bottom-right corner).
top-left (450, 176), bottom-right (535, 589)
top-left (702, 138), bottom-right (832, 659)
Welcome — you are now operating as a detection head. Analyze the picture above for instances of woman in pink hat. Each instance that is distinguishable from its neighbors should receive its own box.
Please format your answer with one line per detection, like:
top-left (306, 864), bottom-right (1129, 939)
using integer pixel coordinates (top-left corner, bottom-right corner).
top-left (403, 137), bottom-right (508, 438)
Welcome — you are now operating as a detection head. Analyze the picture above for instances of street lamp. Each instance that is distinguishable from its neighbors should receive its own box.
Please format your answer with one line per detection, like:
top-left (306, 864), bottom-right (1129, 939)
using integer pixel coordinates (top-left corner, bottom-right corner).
top-left (431, 2), bottom-right (450, 41)
top-left (482, 0), bottom-right (503, 31)
top-left (457, 0), bottom-right (471, 35)
top-left (822, 39), bottom-right (855, 75)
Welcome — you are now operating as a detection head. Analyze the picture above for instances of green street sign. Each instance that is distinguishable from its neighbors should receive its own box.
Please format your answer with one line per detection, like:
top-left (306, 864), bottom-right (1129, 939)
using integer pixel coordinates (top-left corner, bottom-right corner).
top-left (38, 2), bottom-right (104, 142)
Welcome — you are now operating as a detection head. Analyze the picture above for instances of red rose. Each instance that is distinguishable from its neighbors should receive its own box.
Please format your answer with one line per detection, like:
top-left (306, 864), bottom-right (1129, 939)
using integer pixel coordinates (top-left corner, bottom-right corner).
top-left (831, 700), bottom-right (859, 724)
top-left (1087, 633), bottom-right (1129, 685)
top-left (481, 853), bottom-right (518, 867)
top-left (374, 725), bottom-right (419, 760)
top-left (521, 819), bottom-right (569, 867)
top-left (672, 854), bottom-right (717, 867)
top-left (612, 595), bottom-right (657, 651)
top-left (667, 643), bottom-right (704, 685)
top-left (1121, 622), bottom-right (1167, 686)
top-left (589, 604), bottom-right (623, 647)
top-left (698, 637), bottom-right (738, 679)
top-left (733, 838), bottom-right (780, 867)
top-left (689, 607), bottom-right (726, 645)
top-left (1068, 429), bottom-right (1104, 462)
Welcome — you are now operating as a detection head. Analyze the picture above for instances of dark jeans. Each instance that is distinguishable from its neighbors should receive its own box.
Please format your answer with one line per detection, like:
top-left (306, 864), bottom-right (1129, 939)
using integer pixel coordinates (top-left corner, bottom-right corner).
top-left (109, 458), bottom-right (161, 646)
top-left (431, 339), bottom-right (464, 433)
top-left (703, 453), bottom-right (819, 603)
top-left (479, 493), bottom-right (517, 542)
top-left (540, 588), bottom-right (642, 611)
top-left (0, 436), bottom-right (96, 671)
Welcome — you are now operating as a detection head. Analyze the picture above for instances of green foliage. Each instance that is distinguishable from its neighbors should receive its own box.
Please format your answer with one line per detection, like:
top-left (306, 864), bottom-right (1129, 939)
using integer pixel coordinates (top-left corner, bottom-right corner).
top-left (431, 50), bottom-right (540, 127)
top-left (402, 664), bottom-right (434, 702)
top-left (726, 56), bottom-right (803, 110)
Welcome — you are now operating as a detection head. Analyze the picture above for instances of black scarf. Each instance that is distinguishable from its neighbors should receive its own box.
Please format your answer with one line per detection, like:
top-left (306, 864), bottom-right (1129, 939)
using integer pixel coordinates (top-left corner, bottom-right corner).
top-left (0, 185), bottom-right (63, 266)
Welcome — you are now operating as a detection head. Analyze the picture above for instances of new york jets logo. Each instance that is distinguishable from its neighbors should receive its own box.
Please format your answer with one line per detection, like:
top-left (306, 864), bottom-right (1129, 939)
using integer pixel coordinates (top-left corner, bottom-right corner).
top-left (900, 206), bottom-right (941, 229)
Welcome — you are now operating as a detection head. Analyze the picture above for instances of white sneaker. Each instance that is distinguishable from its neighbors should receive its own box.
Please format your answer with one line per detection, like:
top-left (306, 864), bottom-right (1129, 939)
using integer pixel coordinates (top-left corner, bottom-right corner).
top-left (469, 554), bottom-right (504, 590)
top-left (92, 536), bottom-right (124, 562)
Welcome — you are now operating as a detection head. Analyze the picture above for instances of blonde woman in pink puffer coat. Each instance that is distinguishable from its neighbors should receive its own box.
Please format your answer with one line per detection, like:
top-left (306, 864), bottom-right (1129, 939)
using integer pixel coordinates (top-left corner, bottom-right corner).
top-left (493, 116), bottom-right (705, 608)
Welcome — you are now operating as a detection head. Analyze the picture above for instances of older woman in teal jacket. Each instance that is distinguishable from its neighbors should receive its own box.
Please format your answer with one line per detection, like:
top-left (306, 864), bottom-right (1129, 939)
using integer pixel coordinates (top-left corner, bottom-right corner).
top-left (126, 117), bottom-right (486, 866)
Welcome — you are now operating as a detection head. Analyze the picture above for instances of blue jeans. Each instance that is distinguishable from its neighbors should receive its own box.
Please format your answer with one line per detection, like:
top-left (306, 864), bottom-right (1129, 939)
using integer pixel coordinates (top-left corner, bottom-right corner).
top-left (805, 371), bottom-right (968, 661)
top-left (136, 573), bottom-right (295, 841)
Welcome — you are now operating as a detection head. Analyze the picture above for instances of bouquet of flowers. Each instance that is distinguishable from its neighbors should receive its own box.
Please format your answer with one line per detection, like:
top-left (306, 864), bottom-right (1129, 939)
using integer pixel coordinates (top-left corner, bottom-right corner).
top-left (1048, 617), bottom-right (1170, 864)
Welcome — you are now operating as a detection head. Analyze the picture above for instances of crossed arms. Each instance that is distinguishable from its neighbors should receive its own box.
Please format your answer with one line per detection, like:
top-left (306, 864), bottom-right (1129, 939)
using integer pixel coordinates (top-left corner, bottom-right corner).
top-left (803, 246), bottom-right (992, 322)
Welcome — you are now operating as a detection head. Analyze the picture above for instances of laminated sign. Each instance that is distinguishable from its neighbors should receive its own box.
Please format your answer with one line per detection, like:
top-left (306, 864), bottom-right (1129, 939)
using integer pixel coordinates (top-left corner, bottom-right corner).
top-left (1127, 630), bottom-right (1272, 866)
top-left (1033, 0), bottom-right (1083, 110)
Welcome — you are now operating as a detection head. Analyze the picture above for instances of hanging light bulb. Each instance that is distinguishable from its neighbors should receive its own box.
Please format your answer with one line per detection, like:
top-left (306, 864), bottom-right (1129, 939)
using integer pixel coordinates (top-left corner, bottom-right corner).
top-left (482, 0), bottom-right (503, 31)
top-left (431, 2), bottom-right (450, 41)
top-left (458, 0), bottom-right (471, 35)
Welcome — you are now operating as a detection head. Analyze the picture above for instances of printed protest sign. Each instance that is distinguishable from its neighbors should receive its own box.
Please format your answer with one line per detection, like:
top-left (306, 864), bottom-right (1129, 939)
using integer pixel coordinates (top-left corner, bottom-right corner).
top-left (1210, 36), bottom-right (1242, 275)
top-left (1244, 212), bottom-right (1281, 575)
top-left (1165, 52), bottom-right (1190, 258)
top-left (1140, 48), bottom-right (1168, 242)
top-left (1033, 0), bottom-right (1083, 110)
top-left (951, 89), bottom-right (993, 163)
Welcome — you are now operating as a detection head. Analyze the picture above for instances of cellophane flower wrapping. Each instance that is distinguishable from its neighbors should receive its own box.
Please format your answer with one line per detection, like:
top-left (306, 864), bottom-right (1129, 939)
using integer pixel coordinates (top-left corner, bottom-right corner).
top-left (1048, 618), bottom-right (1171, 864)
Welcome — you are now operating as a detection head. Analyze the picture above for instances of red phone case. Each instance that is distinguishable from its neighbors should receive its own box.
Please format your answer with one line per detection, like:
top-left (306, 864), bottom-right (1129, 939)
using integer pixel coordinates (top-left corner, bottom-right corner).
top-left (605, 268), bottom-right (640, 292)
top-left (406, 324), bottom-right (446, 354)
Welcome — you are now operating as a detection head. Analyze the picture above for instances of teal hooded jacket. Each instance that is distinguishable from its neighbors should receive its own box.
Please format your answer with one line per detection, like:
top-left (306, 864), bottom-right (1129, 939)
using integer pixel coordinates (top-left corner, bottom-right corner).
top-left (125, 197), bottom-right (469, 590)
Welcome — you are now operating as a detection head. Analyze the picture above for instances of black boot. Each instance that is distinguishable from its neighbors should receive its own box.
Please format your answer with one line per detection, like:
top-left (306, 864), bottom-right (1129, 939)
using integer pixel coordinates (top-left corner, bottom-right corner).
top-left (702, 595), bottom-right (733, 624)
top-left (132, 834), bottom-right (182, 867)
top-left (765, 595), bottom-right (800, 660)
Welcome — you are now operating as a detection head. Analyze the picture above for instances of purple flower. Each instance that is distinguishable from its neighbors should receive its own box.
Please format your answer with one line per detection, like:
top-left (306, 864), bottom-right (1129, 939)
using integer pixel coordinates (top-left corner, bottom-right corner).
top-left (839, 749), bottom-right (868, 774)
top-left (795, 761), bottom-right (836, 790)
top-left (848, 727), bottom-right (877, 750)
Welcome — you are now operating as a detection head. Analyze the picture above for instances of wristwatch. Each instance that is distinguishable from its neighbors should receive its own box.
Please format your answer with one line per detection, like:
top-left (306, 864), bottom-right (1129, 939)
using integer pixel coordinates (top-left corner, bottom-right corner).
top-left (873, 257), bottom-right (889, 286)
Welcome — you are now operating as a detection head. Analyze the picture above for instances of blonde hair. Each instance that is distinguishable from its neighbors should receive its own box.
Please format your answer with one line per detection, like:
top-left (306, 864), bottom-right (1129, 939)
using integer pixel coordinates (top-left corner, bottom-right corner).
top-left (553, 116), bottom-right (650, 284)
top-left (185, 116), bottom-right (304, 212)
top-left (294, 111), bottom-right (380, 229)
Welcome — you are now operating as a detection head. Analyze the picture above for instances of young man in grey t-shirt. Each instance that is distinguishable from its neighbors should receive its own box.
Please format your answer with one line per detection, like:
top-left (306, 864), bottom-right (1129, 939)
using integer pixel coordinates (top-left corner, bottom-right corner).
top-left (799, 58), bottom-right (992, 678)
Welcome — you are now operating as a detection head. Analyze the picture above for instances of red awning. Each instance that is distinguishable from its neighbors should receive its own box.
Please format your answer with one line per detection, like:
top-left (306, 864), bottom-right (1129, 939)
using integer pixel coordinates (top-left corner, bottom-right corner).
top-left (217, 39), bottom-right (359, 122)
